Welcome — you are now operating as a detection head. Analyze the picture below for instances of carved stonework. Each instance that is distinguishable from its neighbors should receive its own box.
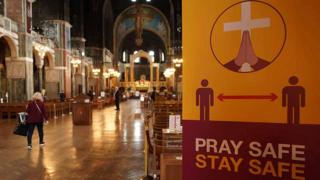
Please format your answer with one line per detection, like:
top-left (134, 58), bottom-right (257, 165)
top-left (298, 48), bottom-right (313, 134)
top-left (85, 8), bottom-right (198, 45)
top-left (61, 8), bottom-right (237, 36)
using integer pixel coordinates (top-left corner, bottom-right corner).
top-left (41, 21), bottom-right (57, 39)
top-left (6, 61), bottom-right (26, 79)
top-left (45, 69), bottom-right (59, 82)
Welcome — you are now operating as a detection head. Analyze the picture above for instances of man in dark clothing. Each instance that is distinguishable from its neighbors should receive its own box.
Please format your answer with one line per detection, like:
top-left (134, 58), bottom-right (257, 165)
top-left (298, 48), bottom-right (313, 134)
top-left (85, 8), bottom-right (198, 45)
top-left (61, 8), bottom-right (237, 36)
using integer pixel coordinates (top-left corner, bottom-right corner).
top-left (150, 87), bottom-right (157, 101)
top-left (114, 88), bottom-right (122, 110)
top-left (59, 91), bottom-right (66, 102)
top-left (87, 90), bottom-right (94, 101)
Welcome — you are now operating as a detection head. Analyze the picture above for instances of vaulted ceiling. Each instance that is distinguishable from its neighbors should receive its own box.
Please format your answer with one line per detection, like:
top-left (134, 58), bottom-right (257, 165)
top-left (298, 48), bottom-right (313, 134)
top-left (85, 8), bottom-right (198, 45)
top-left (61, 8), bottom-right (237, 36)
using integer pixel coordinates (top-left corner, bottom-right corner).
top-left (82, 0), bottom-right (181, 50)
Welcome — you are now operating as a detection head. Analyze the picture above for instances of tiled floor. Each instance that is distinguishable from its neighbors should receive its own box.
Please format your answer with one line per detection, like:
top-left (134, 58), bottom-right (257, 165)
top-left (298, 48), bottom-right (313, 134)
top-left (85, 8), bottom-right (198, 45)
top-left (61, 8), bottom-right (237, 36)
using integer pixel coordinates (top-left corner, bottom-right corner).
top-left (0, 100), bottom-right (145, 180)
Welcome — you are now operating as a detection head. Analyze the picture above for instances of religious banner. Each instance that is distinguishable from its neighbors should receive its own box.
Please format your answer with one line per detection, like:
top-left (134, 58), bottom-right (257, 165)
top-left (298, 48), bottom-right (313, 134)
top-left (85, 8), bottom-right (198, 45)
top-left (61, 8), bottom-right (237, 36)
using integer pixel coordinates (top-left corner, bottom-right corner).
top-left (183, 0), bottom-right (320, 179)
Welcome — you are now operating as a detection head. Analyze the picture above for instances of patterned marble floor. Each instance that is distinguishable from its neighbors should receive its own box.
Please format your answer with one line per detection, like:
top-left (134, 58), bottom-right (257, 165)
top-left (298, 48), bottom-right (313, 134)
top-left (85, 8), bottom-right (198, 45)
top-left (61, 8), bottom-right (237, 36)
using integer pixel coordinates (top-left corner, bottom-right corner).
top-left (0, 100), bottom-right (145, 180)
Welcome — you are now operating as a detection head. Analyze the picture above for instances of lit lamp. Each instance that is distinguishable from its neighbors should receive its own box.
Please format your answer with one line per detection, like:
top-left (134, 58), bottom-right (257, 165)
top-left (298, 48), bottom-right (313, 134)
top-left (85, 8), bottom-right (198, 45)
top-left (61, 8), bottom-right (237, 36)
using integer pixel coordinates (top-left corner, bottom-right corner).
top-left (113, 71), bottom-right (121, 78)
top-left (173, 58), bottom-right (183, 68)
top-left (108, 68), bottom-right (115, 74)
top-left (70, 57), bottom-right (81, 67)
top-left (103, 72), bottom-right (110, 78)
top-left (107, 68), bottom-right (121, 78)
top-left (92, 68), bottom-right (101, 76)
top-left (164, 68), bottom-right (176, 78)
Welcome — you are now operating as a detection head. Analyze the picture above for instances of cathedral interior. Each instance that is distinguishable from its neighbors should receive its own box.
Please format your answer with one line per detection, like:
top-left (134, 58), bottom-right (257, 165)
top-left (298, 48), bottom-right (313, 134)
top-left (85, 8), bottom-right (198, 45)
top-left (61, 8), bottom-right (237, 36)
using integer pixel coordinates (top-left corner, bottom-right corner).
top-left (0, 0), bottom-right (182, 101)
top-left (0, 0), bottom-right (183, 179)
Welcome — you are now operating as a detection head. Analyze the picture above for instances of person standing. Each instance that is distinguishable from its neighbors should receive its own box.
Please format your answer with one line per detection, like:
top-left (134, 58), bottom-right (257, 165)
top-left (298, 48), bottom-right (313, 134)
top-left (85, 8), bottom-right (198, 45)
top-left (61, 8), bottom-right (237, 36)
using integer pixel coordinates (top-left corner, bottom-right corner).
top-left (150, 87), bottom-right (157, 101)
top-left (26, 92), bottom-right (48, 150)
top-left (59, 91), bottom-right (66, 102)
top-left (87, 90), bottom-right (94, 102)
top-left (114, 87), bottom-right (122, 111)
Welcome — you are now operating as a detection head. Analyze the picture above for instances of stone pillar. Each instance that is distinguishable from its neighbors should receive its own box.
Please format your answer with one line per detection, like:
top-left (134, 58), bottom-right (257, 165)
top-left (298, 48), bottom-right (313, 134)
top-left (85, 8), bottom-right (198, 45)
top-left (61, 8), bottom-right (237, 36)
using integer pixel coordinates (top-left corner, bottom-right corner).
top-left (150, 62), bottom-right (154, 88)
top-left (100, 66), bottom-right (105, 92)
top-left (156, 64), bottom-right (160, 89)
top-left (130, 63), bottom-right (134, 83)
top-left (37, 66), bottom-right (43, 90)
top-left (36, 56), bottom-right (44, 91)
top-left (0, 68), bottom-right (2, 91)
top-left (25, 60), bottom-right (34, 100)
top-left (71, 65), bottom-right (75, 97)
top-left (124, 64), bottom-right (129, 85)
top-left (81, 62), bottom-right (86, 94)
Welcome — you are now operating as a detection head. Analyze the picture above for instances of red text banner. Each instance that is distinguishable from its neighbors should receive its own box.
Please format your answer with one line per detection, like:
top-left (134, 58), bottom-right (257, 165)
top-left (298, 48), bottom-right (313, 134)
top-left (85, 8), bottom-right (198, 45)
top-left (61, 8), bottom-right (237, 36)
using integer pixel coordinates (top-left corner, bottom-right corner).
top-left (183, 121), bottom-right (320, 180)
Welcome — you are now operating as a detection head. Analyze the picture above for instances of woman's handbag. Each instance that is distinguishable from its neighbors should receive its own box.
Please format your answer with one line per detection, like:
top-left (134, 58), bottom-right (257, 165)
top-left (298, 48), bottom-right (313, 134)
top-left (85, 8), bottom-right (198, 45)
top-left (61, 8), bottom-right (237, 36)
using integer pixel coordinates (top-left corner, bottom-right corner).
top-left (17, 112), bottom-right (27, 124)
top-left (13, 113), bottom-right (28, 136)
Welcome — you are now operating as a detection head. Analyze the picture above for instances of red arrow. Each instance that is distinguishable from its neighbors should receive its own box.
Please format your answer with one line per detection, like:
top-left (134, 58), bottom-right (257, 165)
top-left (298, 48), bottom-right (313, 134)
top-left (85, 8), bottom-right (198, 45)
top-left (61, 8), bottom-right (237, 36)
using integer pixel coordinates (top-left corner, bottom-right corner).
top-left (218, 93), bottom-right (278, 102)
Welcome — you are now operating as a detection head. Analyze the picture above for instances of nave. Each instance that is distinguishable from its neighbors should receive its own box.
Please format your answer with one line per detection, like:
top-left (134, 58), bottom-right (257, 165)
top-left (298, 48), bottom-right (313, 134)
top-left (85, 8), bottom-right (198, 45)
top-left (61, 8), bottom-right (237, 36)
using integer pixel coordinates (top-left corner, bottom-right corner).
top-left (0, 100), bottom-right (145, 179)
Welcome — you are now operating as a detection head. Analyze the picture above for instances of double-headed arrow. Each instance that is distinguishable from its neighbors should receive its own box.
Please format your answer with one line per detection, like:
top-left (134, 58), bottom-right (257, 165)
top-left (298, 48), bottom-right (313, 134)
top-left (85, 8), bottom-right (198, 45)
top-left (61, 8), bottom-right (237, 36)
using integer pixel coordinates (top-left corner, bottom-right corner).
top-left (218, 93), bottom-right (278, 102)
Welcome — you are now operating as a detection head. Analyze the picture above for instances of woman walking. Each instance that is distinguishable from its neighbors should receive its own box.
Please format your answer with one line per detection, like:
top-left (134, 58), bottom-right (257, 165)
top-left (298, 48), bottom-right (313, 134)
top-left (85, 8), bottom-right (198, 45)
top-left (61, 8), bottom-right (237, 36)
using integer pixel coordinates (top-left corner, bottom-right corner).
top-left (26, 92), bottom-right (48, 150)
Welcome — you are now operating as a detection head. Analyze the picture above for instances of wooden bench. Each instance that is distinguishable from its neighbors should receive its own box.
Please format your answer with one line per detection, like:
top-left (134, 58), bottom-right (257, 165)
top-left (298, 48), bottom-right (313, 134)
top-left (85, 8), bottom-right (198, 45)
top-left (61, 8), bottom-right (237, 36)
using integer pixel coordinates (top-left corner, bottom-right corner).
top-left (0, 101), bottom-right (73, 120)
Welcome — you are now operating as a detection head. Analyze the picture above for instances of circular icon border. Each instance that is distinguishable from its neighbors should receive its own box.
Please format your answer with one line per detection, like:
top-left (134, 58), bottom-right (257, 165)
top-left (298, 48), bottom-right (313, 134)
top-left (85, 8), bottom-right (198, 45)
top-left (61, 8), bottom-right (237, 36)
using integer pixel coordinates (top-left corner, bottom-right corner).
top-left (210, 0), bottom-right (287, 73)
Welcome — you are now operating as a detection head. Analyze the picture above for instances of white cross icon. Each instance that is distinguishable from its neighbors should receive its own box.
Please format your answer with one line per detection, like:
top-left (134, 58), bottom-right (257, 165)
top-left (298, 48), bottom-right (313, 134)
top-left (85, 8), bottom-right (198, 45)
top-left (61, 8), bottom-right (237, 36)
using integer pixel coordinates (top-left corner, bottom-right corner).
top-left (224, 1), bottom-right (271, 33)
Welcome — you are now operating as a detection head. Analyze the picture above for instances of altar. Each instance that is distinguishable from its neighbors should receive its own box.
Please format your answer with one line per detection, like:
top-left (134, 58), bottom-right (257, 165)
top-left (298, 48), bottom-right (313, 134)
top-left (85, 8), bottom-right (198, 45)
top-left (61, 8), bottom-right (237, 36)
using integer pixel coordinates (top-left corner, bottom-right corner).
top-left (135, 75), bottom-right (150, 91)
top-left (120, 50), bottom-right (168, 91)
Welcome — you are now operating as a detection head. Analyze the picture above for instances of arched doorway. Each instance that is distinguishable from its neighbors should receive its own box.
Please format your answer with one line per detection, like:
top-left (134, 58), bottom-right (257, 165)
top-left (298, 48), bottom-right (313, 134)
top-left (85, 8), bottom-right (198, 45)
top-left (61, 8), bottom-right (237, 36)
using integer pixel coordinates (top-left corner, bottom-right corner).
top-left (0, 37), bottom-right (10, 99)
top-left (119, 30), bottom-right (166, 90)
top-left (43, 52), bottom-right (53, 90)
top-left (134, 57), bottom-right (150, 81)
top-left (129, 50), bottom-right (154, 91)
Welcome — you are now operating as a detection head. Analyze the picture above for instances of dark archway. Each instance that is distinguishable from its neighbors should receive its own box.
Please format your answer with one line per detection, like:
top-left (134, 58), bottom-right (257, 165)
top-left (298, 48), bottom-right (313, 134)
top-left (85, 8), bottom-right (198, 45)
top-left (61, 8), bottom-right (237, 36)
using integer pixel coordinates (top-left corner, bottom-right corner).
top-left (119, 30), bottom-right (167, 63)
top-left (0, 37), bottom-right (10, 98)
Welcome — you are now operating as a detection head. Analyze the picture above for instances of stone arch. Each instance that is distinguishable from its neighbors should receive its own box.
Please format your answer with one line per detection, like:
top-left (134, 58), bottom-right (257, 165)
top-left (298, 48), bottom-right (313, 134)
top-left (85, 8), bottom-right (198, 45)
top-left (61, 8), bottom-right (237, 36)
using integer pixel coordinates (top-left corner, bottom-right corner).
top-left (130, 50), bottom-right (153, 64)
top-left (113, 4), bottom-right (171, 64)
top-left (44, 52), bottom-right (55, 68)
top-left (119, 28), bottom-right (168, 55)
top-left (0, 35), bottom-right (18, 58)
top-left (129, 50), bottom-right (154, 87)
top-left (0, 35), bottom-right (12, 97)
top-left (33, 45), bottom-right (55, 68)
top-left (32, 48), bottom-right (41, 66)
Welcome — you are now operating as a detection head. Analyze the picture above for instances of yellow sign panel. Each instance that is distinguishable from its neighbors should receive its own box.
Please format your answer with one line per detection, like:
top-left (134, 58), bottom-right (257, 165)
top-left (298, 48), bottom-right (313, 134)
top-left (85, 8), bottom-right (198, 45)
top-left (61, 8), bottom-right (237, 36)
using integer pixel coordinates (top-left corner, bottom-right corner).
top-left (183, 0), bottom-right (320, 124)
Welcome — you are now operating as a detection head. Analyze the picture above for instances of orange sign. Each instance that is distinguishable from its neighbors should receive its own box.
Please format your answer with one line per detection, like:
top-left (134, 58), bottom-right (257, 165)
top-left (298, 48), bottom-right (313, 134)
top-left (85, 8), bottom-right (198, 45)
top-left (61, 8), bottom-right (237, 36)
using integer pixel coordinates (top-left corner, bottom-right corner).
top-left (183, 0), bottom-right (320, 124)
top-left (183, 1), bottom-right (320, 179)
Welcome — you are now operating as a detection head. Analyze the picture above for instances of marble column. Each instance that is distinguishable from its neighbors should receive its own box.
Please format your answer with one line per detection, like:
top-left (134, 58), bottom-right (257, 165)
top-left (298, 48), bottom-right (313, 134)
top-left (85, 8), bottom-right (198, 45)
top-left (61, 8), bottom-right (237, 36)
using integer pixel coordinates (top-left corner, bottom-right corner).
top-left (124, 64), bottom-right (129, 87)
top-left (71, 65), bottom-right (76, 97)
top-left (150, 63), bottom-right (153, 88)
top-left (0, 69), bottom-right (2, 92)
top-left (81, 63), bottom-right (86, 94)
top-left (37, 65), bottom-right (43, 91)
top-left (130, 63), bottom-right (134, 83)
top-left (155, 63), bottom-right (160, 88)
top-left (100, 67), bottom-right (105, 92)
